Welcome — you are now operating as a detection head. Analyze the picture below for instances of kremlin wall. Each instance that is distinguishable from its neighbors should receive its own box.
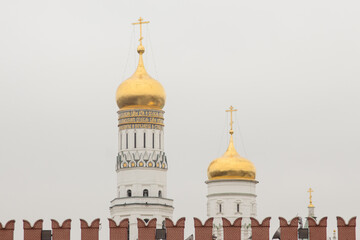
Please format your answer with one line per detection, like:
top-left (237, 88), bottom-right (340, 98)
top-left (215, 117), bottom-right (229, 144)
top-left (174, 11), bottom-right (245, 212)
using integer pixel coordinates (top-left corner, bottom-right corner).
top-left (0, 216), bottom-right (357, 240)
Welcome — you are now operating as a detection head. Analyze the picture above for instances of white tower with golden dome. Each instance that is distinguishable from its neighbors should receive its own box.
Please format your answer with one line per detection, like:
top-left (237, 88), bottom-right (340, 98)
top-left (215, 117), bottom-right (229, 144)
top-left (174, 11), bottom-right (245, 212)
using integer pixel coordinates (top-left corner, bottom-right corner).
top-left (206, 106), bottom-right (258, 240)
top-left (110, 18), bottom-right (174, 240)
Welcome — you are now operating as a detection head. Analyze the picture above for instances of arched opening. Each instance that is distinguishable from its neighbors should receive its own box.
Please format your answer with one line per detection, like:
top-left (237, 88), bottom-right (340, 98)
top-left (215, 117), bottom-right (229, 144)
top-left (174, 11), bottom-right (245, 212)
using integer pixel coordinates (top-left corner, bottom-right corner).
top-left (127, 189), bottom-right (132, 197)
top-left (158, 190), bottom-right (162, 197)
top-left (143, 189), bottom-right (149, 197)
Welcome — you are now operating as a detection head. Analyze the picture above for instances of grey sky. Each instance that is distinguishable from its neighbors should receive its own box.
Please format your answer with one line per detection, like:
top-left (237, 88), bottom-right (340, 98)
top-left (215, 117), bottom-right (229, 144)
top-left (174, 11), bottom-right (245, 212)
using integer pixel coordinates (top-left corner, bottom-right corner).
top-left (0, 0), bottom-right (359, 239)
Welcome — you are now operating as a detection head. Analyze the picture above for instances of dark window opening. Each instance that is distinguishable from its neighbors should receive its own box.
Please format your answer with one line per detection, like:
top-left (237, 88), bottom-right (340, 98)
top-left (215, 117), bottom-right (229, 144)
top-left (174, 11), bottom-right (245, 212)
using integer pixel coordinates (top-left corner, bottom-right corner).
top-left (219, 203), bottom-right (222, 213)
top-left (120, 134), bottom-right (122, 150)
top-left (134, 133), bottom-right (137, 148)
top-left (143, 189), bottom-right (149, 197)
top-left (126, 133), bottom-right (128, 149)
top-left (158, 190), bottom-right (162, 197)
top-left (127, 189), bottom-right (132, 197)
top-left (144, 219), bottom-right (149, 223)
top-left (237, 203), bottom-right (240, 212)
top-left (152, 133), bottom-right (155, 148)
top-left (159, 133), bottom-right (161, 148)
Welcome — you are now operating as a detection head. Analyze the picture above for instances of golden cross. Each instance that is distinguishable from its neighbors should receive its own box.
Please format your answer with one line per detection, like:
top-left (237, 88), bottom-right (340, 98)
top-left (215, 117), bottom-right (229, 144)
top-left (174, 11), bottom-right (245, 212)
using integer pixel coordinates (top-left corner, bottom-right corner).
top-left (132, 17), bottom-right (150, 45)
top-left (226, 106), bottom-right (237, 135)
top-left (308, 188), bottom-right (314, 206)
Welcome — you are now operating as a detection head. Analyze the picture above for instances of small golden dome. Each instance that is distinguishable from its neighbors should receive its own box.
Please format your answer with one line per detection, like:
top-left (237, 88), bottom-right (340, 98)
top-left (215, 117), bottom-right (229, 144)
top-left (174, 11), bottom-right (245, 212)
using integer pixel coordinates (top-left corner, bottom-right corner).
top-left (116, 45), bottom-right (166, 110)
top-left (207, 135), bottom-right (256, 180)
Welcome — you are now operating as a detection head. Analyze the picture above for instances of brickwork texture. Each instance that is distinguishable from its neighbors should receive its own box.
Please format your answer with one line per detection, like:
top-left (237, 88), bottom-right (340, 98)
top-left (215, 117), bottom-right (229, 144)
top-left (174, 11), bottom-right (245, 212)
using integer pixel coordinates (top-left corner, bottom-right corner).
top-left (0, 220), bottom-right (15, 240)
top-left (279, 217), bottom-right (299, 240)
top-left (222, 217), bottom-right (242, 240)
top-left (337, 216), bottom-right (356, 240)
top-left (109, 218), bottom-right (129, 240)
top-left (308, 217), bottom-right (327, 240)
top-left (165, 218), bottom-right (185, 240)
top-left (137, 218), bottom-right (157, 240)
top-left (51, 219), bottom-right (71, 240)
top-left (80, 219), bottom-right (100, 240)
top-left (23, 220), bottom-right (43, 240)
top-left (251, 217), bottom-right (271, 240)
top-left (2, 216), bottom-right (358, 240)
top-left (194, 217), bottom-right (213, 240)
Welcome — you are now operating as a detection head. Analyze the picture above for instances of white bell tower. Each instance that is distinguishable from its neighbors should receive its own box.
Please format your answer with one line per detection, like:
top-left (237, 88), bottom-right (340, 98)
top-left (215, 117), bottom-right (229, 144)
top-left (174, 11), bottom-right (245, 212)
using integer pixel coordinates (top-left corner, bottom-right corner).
top-left (110, 17), bottom-right (174, 240)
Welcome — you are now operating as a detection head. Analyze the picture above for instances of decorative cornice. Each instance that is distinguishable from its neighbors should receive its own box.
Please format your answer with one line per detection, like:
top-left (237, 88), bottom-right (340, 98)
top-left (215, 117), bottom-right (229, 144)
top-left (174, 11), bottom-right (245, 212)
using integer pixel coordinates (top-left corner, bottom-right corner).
top-left (205, 179), bottom-right (259, 184)
top-left (207, 192), bottom-right (257, 197)
top-left (118, 109), bottom-right (164, 130)
top-left (116, 150), bottom-right (168, 170)
top-left (110, 203), bottom-right (174, 209)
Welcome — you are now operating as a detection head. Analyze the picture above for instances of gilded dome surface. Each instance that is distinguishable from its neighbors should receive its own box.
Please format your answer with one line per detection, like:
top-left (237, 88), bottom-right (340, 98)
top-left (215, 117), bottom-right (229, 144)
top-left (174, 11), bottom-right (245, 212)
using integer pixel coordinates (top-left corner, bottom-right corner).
top-left (207, 135), bottom-right (256, 180)
top-left (116, 46), bottom-right (166, 110)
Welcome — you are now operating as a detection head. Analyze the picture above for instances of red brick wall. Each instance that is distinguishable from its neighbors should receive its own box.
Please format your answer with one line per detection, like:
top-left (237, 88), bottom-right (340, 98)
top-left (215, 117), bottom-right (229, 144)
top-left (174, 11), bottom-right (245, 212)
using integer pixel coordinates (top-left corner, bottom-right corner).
top-left (137, 218), bottom-right (156, 240)
top-left (307, 217), bottom-right (327, 240)
top-left (222, 217), bottom-right (242, 240)
top-left (337, 217), bottom-right (356, 240)
top-left (51, 219), bottom-right (71, 240)
top-left (0, 220), bottom-right (15, 240)
top-left (279, 217), bottom-right (298, 240)
top-left (80, 219), bottom-right (100, 240)
top-left (165, 218), bottom-right (185, 240)
top-left (251, 217), bottom-right (271, 240)
top-left (194, 218), bottom-right (213, 240)
top-left (109, 218), bottom-right (129, 240)
top-left (23, 220), bottom-right (43, 240)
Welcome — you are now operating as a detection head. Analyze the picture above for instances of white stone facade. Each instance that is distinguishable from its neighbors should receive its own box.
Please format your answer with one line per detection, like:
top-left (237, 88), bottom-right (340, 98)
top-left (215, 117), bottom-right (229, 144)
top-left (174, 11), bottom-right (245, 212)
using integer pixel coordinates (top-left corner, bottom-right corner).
top-left (110, 109), bottom-right (174, 240)
top-left (206, 179), bottom-right (258, 240)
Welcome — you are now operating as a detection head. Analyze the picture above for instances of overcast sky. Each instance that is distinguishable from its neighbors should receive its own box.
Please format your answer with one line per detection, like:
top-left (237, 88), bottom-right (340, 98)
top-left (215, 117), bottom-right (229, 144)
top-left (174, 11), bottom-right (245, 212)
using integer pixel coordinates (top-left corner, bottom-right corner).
top-left (0, 0), bottom-right (359, 239)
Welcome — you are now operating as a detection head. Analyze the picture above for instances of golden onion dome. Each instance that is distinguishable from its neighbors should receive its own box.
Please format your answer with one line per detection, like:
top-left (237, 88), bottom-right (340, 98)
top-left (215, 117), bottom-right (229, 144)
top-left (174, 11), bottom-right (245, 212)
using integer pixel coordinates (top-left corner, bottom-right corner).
top-left (116, 45), bottom-right (166, 110)
top-left (207, 134), bottom-right (256, 181)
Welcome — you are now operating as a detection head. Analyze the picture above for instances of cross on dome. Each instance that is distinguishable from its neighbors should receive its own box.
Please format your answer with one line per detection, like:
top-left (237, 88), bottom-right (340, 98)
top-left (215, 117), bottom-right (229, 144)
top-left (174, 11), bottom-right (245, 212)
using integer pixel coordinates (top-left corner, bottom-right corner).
top-left (226, 106), bottom-right (237, 135)
top-left (308, 188), bottom-right (314, 207)
top-left (132, 17), bottom-right (150, 45)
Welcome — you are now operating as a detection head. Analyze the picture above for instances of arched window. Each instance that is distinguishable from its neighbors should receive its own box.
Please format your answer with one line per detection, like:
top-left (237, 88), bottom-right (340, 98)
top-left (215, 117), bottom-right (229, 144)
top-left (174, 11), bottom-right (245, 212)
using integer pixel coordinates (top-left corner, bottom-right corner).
top-left (127, 189), bottom-right (132, 197)
top-left (143, 189), bottom-right (149, 197)
top-left (158, 190), bottom-right (162, 197)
